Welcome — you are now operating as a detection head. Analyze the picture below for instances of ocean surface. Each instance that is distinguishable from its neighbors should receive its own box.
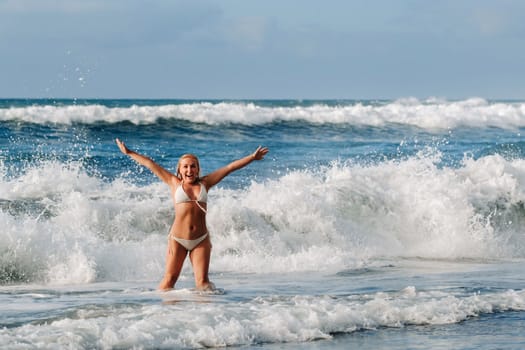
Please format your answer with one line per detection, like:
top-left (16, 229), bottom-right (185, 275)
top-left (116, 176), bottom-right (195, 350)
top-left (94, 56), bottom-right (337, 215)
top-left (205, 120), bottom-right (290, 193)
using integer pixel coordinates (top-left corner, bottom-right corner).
top-left (1, 98), bottom-right (524, 349)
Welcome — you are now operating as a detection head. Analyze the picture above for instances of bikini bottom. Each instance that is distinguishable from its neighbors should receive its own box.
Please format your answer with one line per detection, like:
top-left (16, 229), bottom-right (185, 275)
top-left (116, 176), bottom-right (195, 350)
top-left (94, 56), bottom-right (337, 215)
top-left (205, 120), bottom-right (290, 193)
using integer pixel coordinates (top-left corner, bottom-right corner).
top-left (169, 232), bottom-right (208, 251)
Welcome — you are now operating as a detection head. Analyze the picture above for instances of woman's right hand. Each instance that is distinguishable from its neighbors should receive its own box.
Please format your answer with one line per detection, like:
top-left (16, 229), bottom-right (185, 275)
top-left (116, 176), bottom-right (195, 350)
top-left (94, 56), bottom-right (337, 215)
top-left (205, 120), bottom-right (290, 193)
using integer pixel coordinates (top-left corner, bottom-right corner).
top-left (116, 138), bottom-right (130, 155)
top-left (252, 146), bottom-right (269, 160)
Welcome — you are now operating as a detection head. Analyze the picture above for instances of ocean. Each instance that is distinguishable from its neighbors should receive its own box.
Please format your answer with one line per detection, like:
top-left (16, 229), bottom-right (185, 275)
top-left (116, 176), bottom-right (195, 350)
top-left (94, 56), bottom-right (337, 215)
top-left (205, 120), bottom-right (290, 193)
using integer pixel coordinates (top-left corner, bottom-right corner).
top-left (0, 98), bottom-right (524, 349)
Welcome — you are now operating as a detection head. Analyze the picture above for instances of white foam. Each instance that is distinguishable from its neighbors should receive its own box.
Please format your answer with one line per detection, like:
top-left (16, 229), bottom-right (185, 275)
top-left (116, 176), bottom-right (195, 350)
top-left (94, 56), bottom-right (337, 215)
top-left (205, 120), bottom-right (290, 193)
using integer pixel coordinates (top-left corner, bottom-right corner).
top-left (0, 160), bottom-right (171, 285)
top-left (209, 151), bottom-right (525, 272)
top-left (0, 287), bottom-right (523, 348)
top-left (1, 98), bottom-right (525, 129)
top-left (1, 153), bottom-right (525, 285)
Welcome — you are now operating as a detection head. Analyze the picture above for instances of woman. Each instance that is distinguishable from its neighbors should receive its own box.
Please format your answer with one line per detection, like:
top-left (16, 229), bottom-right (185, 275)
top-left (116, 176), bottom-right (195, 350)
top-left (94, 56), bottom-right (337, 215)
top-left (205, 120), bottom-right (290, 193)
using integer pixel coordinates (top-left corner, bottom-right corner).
top-left (116, 139), bottom-right (269, 291)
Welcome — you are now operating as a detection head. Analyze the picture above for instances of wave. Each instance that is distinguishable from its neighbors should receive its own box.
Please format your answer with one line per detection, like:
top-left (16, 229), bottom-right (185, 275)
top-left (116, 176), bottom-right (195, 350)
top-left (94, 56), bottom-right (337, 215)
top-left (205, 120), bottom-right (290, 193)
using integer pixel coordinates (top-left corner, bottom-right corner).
top-left (1, 287), bottom-right (524, 348)
top-left (1, 152), bottom-right (525, 285)
top-left (1, 98), bottom-right (525, 129)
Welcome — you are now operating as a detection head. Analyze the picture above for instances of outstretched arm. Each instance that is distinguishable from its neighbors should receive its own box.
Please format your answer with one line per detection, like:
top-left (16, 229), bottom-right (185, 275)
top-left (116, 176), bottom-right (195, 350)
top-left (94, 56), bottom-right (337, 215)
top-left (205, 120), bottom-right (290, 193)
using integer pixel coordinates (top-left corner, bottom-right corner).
top-left (116, 138), bottom-right (176, 186)
top-left (203, 146), bottom-right (269, 188)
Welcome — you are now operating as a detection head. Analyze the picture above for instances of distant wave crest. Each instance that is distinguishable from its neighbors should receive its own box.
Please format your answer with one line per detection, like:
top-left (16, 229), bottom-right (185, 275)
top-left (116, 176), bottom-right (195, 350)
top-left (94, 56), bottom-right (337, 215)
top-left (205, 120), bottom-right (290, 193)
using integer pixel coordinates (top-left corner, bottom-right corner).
top-left (1, 98), bottom-right (525, 129)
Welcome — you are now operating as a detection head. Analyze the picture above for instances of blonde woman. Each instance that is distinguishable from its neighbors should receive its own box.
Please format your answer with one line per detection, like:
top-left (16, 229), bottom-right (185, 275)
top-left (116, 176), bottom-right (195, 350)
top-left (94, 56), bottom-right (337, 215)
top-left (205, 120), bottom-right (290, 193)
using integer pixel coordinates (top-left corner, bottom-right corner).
top-left (116, 139), bottom-right (269, 291)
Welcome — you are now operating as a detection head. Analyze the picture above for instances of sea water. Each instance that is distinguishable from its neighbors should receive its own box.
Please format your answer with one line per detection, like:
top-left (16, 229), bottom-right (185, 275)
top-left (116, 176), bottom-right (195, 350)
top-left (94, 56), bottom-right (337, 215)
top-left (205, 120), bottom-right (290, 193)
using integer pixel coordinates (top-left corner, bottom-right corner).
top-left (0, 98), bottom-right (524, 349)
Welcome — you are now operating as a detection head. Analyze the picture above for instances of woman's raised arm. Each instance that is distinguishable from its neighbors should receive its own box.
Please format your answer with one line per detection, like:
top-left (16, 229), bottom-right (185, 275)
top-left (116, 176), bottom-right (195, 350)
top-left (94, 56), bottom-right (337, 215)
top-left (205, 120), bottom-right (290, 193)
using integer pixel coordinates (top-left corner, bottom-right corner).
top-left (203, 146), bottom-right (269, 188)
top-left (116, 138), bottom-right (176, 186)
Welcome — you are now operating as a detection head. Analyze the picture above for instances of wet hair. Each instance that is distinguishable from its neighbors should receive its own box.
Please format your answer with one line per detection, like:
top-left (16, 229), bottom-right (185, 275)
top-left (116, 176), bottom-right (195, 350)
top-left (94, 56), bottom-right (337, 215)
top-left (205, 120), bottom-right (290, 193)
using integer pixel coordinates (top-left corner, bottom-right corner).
top-left (176, 154), bottom-right (201, 179)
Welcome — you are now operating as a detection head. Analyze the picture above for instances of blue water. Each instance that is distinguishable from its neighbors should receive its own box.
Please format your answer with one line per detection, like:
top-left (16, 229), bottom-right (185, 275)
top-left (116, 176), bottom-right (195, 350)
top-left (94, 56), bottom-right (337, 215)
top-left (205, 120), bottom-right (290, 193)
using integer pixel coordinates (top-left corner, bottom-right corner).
top-left (1, 98), bottom-right (524, 349)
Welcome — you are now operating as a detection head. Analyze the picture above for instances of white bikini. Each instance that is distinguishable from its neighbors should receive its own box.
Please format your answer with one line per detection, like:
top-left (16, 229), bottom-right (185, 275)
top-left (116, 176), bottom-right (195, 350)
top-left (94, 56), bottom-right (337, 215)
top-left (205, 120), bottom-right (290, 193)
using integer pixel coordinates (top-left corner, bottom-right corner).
top-left (174, 181), bottom-right (208, 213)
top-left (169, 181), bottom-right (209, 251)
top-left (170, 233), bottom-right (208, 251)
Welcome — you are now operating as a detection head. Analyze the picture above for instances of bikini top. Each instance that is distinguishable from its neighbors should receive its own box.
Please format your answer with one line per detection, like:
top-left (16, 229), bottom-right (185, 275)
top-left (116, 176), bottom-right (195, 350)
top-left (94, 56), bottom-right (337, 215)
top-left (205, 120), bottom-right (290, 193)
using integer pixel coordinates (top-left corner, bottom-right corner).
top-left (174, 182), bottom-right (208, 209)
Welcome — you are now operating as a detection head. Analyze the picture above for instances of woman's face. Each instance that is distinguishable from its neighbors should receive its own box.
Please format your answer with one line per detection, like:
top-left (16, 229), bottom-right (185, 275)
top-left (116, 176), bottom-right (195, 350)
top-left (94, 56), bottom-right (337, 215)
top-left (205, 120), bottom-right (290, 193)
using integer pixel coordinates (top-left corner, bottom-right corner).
top-left (178, 156), bottom-right (200, 183)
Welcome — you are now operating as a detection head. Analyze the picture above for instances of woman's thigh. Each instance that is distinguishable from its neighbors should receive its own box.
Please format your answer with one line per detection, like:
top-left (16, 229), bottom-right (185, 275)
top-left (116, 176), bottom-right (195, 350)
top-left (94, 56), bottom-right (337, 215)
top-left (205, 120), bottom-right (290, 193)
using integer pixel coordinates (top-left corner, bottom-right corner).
top-left (189, 236), bottom-right (212, 284)
top-left (165, 239), bottom-right (188, 275)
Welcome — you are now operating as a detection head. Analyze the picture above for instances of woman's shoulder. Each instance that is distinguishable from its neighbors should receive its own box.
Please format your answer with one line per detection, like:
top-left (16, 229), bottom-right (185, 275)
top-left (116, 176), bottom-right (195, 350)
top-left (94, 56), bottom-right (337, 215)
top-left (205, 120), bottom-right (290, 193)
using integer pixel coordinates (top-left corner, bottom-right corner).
top-left (169, 175), bottom-right (182, 189)
top-left (198, 176), bottom-right (211, 190)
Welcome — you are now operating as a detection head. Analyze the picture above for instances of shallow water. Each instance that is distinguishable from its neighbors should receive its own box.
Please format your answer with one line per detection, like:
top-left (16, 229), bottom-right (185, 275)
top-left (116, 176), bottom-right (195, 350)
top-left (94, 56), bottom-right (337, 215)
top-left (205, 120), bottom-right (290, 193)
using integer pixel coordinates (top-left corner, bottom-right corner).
top-left (1, 259), bottom-right (524, 349)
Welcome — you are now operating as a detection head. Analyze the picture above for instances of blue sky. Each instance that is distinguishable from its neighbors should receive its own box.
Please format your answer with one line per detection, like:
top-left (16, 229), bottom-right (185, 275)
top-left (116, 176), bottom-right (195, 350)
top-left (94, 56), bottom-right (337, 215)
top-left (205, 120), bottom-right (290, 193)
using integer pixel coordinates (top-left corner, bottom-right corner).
top-left (1, 0), bottom-right (524, 99)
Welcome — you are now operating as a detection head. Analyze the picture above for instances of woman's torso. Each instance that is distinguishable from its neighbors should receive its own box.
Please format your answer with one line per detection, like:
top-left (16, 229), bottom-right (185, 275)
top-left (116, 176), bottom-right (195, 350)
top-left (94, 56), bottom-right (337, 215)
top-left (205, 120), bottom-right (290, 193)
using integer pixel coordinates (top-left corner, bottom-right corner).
top-left (170, 180), bottom-right (208, 239)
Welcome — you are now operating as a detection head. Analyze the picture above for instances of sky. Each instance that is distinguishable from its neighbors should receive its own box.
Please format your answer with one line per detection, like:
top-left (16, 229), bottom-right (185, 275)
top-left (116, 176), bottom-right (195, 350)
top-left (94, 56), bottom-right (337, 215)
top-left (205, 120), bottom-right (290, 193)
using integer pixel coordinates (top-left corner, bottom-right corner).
top-left (1, 0), bottom-right (524, 99)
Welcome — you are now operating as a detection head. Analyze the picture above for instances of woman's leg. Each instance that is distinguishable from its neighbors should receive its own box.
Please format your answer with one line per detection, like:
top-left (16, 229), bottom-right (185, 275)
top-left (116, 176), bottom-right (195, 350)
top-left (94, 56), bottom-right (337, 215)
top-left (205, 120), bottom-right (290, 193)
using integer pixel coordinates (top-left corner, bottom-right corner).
top-left (158, 239), bottom-right (187, 290)
top-left (189, 236), bottom-right (214, 290)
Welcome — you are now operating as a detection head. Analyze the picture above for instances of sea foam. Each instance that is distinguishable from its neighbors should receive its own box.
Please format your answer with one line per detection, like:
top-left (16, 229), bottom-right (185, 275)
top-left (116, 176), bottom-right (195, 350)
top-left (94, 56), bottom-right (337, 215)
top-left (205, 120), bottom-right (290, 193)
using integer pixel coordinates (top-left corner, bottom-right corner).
top-left (1, 98), bottom-right (525, 129)
top-left (0, 287), bottom-right (523, 348)
top-left (1, 150), bottom-right (525, 285)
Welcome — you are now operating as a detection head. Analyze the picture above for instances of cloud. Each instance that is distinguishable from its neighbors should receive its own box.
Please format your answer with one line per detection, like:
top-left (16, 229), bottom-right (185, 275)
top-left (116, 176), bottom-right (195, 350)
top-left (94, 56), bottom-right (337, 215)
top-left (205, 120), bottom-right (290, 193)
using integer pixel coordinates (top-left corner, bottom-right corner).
top-left (0, 0), bottom-right (225, 50)
top-left (0, 0), bottom-right (106, 13)
top-left (470, 4), bottom-right (525, 38)
top-left (224, 17), bottom-right (268, 51)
